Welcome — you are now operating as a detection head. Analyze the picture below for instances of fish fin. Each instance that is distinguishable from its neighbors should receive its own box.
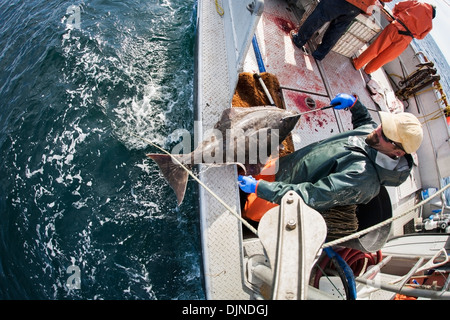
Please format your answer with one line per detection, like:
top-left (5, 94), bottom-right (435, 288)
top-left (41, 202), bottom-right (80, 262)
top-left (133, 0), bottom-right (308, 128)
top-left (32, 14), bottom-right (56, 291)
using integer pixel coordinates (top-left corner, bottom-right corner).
top-left (147, 153), bottom-right (191, 206)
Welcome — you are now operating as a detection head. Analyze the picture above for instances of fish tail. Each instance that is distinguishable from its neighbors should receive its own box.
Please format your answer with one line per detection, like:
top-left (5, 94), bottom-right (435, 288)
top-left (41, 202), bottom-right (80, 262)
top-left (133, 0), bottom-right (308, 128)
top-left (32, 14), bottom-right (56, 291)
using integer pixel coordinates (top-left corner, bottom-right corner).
top-left (147, 153), bottom-right (191, 206)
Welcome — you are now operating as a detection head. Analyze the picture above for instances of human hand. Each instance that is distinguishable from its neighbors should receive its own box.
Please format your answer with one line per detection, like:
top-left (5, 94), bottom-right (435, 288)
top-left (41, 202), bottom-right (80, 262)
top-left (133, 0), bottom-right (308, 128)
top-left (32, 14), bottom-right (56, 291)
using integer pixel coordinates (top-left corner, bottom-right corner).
top-left (238, 175), bottom-right (257, 193)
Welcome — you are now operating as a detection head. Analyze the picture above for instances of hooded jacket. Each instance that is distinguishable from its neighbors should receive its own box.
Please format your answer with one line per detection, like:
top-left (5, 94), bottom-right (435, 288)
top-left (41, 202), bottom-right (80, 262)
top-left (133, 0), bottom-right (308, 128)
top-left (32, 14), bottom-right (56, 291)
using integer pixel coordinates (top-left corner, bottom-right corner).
top-left (393, 0), bottom-right (434, 39)
top-left (255, 100), bottom-right (413, 211)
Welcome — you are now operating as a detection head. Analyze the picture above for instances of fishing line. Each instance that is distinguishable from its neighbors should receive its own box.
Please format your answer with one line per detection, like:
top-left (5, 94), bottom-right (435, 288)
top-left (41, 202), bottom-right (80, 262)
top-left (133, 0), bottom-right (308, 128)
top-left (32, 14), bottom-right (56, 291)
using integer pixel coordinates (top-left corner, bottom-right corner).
top-left (131, 133), bottom-right (259, 235)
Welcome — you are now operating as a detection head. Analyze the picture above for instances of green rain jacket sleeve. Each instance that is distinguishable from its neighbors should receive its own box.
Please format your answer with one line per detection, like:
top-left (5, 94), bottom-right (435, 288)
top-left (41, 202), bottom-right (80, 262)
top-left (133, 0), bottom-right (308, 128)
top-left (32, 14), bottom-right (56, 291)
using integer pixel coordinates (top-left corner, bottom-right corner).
top-left (350, 98), bottom-right (376, 129)
top-left (255, 165), bottom-right (380, 211)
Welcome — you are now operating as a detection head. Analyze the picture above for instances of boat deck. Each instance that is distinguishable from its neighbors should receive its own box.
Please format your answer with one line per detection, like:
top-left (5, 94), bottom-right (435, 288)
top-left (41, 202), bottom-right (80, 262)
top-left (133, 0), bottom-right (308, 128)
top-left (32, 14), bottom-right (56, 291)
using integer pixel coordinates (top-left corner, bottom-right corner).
top-left (195, 0), bottom-right (434, 299)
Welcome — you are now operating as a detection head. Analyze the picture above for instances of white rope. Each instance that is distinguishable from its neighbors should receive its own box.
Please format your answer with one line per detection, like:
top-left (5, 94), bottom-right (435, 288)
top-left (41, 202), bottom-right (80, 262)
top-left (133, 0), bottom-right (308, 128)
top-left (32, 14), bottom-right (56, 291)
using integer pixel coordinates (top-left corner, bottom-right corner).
top-left (132, 133), bottom-right (259, 235)
top-left (322, 182), bottom-right (450, 249)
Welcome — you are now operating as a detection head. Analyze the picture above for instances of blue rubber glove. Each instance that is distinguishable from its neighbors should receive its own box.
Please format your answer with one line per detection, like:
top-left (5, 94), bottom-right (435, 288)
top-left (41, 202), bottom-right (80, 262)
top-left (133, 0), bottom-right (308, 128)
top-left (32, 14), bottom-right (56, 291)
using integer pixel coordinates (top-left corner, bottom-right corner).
top-left (238, 175), bottom-right (257, 193)
top-left (331, 93), bottom-right (356, 109)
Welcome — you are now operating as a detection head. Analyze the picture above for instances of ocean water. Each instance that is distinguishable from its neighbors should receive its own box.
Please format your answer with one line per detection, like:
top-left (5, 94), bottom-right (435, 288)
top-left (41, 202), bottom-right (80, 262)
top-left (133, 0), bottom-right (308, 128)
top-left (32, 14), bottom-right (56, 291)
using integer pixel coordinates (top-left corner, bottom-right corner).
top-left (0, 0), bottom-right (204, 299)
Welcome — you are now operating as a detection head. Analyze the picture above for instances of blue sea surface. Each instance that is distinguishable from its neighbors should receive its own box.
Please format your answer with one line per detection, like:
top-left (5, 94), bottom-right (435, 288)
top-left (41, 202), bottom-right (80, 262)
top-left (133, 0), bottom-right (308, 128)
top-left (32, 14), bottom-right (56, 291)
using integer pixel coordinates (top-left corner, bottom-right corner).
top-left (0, 0), bottom-right (204, 299)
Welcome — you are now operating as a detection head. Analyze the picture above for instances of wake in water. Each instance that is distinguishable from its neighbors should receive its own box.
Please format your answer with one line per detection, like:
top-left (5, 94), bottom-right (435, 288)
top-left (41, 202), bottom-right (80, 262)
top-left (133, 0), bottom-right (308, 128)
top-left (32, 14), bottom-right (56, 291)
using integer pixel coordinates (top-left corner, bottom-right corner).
top-left (0, 0), bottom-right (203, 299)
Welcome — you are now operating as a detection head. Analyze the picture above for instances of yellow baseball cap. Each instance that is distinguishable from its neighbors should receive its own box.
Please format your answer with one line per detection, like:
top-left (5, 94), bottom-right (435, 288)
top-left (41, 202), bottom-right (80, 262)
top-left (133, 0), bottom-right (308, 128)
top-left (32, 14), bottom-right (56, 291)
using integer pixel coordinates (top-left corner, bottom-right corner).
top-left (379, 111), bottom-right (423, 154)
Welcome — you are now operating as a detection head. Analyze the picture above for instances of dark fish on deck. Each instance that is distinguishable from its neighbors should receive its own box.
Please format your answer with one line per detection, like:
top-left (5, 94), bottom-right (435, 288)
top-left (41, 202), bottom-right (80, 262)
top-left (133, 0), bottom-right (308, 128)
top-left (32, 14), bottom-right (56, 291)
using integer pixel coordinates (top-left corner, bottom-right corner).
top-left (147, 106), bottom-right (301, 205)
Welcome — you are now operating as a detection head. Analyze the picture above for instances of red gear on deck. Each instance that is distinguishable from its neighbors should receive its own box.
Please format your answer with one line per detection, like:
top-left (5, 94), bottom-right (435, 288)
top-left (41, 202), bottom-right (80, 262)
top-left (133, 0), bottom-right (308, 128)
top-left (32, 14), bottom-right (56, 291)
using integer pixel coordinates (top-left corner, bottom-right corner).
top-left (353, 0), bottom-right (434, 74)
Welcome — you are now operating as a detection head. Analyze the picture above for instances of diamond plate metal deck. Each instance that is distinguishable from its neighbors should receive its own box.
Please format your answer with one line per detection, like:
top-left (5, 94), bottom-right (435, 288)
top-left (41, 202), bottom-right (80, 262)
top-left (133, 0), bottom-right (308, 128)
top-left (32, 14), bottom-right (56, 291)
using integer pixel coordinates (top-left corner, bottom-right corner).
top-left (319, 50), bottom-right (377, 111)
top-left (196, 0), bottom-right (253, 300)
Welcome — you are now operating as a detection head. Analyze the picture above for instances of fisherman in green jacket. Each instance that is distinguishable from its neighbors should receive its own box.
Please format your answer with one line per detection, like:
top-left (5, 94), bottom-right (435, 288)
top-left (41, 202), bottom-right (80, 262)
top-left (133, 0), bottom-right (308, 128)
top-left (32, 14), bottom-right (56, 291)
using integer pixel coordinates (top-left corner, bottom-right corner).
top-left (238, 93), bottom-right (423, 221)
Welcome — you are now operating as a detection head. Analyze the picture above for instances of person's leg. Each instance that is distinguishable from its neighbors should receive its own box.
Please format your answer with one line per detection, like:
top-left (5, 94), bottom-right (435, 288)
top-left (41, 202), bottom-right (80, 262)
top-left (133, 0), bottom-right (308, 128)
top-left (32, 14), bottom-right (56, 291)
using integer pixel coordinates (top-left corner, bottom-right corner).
top-left (291, 0), bottom-right (336, 48)
top-left (353, 23), bottom-right (397, 70)
top-left (363, 29), bottom-right (411, 73)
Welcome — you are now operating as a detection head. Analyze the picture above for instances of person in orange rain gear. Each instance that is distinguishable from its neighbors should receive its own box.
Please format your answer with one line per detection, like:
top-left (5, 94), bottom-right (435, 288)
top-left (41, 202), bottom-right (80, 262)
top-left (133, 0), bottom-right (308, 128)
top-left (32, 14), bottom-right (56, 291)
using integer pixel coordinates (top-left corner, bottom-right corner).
top-left (353, 1), bottom-right (436, 74)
